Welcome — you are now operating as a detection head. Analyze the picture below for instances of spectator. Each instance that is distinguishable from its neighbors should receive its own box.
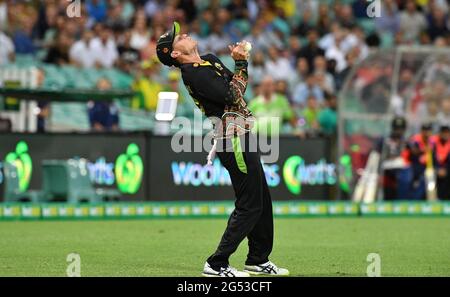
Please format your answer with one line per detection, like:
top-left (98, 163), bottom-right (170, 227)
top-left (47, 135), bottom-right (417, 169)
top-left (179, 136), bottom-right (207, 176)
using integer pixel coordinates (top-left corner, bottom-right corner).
top-left (12, 17), bottom-right (36, 54)
top-left (86, 0), bottom-right (107, 23)
top-left (130, 11), bottom-right (150, 51)
top-left (0, 30), bottom-right (14, 65)
top-left (90, 24), bottom-right (119, 68)
top-left (105, 3), bottom-right (128, 31)
top-left (301, 96), bottom-right (321, 133)
top-left (34, 3), bottom-right (58, 41)
top-left (318, 93), bottom-right (337, 136)
top-left (335, 47), bottom-right (359, 91)
top-left (375, 0), bottom-right (400, 36)
top-left (36, 5), bottom-right (61, 49)
top-left (399, 0), bottom-right (428, 44)
top-left (116, 30), bottom-right (140, 74)
top-left (131, 58), bottom-right (163, 111)
top-left (264, 46), bottom-right (294, 82)
top-left (248, 76), bottom-right (296, 136)
top-left (351, 26), bottom-right (370, 58)
top-left (314, 71), bottom-right (334, 97)
top-left (321, 25), bottom-right (350, 72)
top-left (69, 30), bottom-right (95, 68)
top-left (313, 56), bottom-right (335, 93)
top-left (427, 6), bottom-right (449, 41)
top-left (405, 123), bottom-right (435, 200)
top-left (318, 22), bottom-right (340, 51)
top-left (87, 78), bottom-right (119, 132)
top-left (44, 33), bottom-right (73, 65)
top-left (292, 74), bottom-right (324, 107)
top-left (296, 9), bottom-right (314, 37)
top-left (317, 3), bottom-right (332, 36)
top-left (105, 1), bottom-right (129, 31)
top-left (336, 4), bottom-right (356, 28)
top-left (297, 29), bottom-right (325, 72)
top-left (290, 58), bottom-right (310, 93)
top-left (288, 35), bottom-right (302, 65)
top-left (275, 80), bottom-right (291, 101)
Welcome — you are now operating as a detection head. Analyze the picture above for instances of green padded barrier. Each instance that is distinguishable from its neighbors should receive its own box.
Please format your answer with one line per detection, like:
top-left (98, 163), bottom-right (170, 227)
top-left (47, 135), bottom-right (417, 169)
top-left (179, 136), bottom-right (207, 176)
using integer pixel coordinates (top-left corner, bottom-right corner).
top-left (3, 162), bottom-right (44, 203)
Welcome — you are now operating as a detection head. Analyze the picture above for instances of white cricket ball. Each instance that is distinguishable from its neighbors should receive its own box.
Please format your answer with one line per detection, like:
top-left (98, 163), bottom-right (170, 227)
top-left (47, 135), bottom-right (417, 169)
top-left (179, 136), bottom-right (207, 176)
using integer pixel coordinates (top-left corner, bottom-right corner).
top-left (244, 42), bottom-right (252, 52)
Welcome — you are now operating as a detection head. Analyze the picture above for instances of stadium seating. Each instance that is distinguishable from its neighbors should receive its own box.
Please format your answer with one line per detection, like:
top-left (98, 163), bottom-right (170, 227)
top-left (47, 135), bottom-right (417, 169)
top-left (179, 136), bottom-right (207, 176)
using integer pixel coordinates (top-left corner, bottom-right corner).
top-left (42, 159), bottom-right (121, 203)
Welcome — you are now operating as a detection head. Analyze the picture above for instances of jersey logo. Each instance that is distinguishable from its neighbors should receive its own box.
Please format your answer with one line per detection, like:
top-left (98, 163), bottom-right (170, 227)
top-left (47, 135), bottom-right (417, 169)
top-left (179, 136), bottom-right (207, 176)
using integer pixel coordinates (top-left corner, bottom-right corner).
top-left (214, 62), bottom-right (223, 71)
top-left (200, 61), bottom-right (212, 67)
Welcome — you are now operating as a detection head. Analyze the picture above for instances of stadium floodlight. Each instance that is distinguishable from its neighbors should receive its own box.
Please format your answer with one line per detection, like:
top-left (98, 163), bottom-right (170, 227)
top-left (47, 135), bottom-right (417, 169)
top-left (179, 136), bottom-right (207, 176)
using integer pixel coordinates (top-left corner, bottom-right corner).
top-left (155, 91), bottom-right (178, 122)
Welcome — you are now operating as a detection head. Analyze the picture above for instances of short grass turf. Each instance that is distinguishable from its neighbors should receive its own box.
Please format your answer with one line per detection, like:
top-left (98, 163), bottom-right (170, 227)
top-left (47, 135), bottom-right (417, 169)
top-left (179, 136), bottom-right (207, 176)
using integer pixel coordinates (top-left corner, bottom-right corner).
top-left (0, 217), bottom-right (449, 276)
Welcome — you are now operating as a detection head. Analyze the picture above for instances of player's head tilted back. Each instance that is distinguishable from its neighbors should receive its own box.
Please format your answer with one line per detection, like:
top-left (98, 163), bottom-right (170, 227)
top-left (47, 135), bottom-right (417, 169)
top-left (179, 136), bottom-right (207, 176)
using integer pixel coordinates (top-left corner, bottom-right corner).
top-left (156, 22), bottom-right (199, 67)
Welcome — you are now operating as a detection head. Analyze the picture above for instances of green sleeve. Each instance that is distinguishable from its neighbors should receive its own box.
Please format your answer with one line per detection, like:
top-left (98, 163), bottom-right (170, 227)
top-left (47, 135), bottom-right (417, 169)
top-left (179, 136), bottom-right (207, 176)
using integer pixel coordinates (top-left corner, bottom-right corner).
top-left (248, 98), bottom-right (258, 114)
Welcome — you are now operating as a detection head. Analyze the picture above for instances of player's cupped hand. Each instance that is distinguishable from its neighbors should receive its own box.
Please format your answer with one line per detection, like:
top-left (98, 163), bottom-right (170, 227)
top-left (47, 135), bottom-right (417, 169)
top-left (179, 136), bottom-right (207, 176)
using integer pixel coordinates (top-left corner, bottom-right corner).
top-left (229, 41), bottom-right (249, 61)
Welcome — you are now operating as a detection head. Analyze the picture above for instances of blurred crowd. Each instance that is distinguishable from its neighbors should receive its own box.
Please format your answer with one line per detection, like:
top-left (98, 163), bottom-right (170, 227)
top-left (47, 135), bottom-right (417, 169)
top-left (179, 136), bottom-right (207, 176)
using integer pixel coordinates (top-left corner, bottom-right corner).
top-left (0, 0), bottom-right (449, 134)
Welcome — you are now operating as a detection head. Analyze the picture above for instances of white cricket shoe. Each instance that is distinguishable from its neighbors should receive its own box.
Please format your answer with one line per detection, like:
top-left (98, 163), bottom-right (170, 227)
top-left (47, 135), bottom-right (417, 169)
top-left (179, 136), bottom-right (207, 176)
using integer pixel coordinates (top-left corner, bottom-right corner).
top-left (244, 261), bottom-right (289, 276)
top-left (202, 262), bottom-right (250, 277)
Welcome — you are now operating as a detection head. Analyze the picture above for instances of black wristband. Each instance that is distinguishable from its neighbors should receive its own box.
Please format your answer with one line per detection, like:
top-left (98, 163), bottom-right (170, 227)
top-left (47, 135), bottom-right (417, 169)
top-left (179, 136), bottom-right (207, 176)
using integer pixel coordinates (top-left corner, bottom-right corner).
top-left (235, 60), bottom-right (248, 69)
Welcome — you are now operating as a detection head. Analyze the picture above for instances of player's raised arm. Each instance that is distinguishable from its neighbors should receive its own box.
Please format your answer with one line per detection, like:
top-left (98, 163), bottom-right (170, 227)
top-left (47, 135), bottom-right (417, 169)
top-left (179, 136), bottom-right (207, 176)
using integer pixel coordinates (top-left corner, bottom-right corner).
top-left (226, 41), bottom-right (251, 106)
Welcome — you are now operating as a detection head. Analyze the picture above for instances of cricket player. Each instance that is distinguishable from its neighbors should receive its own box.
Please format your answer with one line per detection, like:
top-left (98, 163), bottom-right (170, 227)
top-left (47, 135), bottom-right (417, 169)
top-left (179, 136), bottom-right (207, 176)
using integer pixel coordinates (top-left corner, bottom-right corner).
top-left (377, 117), bottom-right (410, 200)
top-left (156, 22), bottom-right (289, 277)
top-left (405, 123), bottom-right (436, 200)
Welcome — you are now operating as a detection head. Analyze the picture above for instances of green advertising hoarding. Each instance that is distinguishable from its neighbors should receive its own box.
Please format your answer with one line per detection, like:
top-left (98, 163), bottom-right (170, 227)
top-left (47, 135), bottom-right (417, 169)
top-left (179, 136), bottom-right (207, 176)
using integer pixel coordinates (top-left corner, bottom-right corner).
top-left (1, 202), bottom-right (449, 221)
top-left (0, 133), bottom-right (148, 201)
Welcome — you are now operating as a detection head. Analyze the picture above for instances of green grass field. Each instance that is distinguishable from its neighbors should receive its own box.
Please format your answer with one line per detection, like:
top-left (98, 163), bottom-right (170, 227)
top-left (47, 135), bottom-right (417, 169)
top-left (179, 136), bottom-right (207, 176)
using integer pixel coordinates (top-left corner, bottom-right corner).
top-left (0, 217), bottom-right (449, 276)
